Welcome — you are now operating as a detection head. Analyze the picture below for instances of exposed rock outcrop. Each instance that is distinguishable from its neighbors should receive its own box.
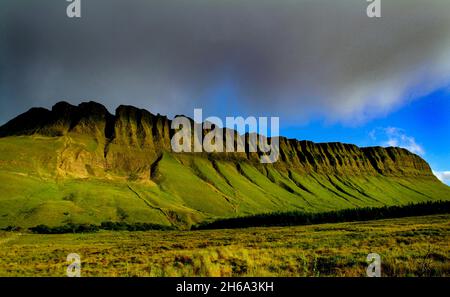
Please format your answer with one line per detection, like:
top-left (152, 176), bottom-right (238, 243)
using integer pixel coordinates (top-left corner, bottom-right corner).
top-left (0, 101), bottom-right (436, 179)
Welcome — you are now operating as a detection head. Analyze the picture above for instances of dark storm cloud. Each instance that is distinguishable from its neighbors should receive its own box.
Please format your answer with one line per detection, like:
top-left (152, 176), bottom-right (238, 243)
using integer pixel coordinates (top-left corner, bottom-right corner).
top-left (1, 0), bottom-right (450, 125)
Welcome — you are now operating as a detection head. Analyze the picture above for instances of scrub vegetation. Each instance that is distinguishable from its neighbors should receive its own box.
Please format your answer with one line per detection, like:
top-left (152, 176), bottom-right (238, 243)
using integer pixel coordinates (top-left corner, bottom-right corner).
top-left (0, 215), bottom-right (448, 277)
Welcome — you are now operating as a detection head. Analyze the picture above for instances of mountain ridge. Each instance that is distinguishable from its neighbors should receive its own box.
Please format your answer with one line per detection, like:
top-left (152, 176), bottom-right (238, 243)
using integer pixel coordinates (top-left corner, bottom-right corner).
top-left (0, 101), bottom-right (448, 229)
top-left (0, 101), bottom-right (435, 177)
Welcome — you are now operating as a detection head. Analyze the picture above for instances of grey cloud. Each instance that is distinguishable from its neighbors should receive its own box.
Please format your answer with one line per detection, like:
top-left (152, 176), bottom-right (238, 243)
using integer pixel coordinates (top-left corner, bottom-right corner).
top-left (1, 0), bottom-right (450, 125)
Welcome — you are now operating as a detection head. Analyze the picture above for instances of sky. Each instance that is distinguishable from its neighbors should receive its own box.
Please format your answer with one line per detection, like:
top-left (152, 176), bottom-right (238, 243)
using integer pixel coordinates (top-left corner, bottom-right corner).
top-left (0, 0), bottom-right (449, 184)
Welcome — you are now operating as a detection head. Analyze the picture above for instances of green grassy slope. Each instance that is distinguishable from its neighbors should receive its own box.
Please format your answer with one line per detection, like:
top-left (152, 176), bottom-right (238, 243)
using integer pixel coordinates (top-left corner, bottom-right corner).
top-left (0, 134), bottom-right (449, 229)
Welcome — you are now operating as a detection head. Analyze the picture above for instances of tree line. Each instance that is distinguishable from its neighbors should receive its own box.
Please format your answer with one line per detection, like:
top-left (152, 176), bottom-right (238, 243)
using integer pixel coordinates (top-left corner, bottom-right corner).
top-left (193, 200), bottom-right (450, 230)
top-left (27, 221), bottom-right (174, 234)
top-left (4, 200), bottom-right (449, 233)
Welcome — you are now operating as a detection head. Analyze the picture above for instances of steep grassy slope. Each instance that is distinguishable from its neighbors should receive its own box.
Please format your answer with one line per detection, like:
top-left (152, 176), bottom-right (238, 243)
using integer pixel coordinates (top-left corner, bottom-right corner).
top-left (0, 102), bottom-right (449, 229)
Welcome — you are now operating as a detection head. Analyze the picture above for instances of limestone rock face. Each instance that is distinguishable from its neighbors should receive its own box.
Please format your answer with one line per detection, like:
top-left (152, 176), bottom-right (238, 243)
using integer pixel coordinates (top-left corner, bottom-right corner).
top-left (0, 101), bottom-right (112, 137)
top-left (275, 138), bottom-right (433, 177)
top-left (0, 107), bottom-right (52, 137)
top-left (1, 101), bottom-right (448, 228)
top-left (0, 101), bottom-right (436, 179)
top-left (113, 105), bottom-right (171, 150)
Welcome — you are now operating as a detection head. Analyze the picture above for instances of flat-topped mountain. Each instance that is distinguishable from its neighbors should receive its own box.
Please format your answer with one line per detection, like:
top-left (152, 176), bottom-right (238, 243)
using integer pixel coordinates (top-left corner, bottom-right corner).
top-left (0, 101), bottom-right (448, 229)
top-left (0, 101), bottom-right (434, 176)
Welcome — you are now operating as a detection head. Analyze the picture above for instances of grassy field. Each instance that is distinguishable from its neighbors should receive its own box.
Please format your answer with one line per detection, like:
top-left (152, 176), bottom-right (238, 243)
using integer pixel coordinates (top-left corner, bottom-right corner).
top-left (1, 135), bottom-right (450, 229)
top-left (0, 214), bottom-right (448, 277)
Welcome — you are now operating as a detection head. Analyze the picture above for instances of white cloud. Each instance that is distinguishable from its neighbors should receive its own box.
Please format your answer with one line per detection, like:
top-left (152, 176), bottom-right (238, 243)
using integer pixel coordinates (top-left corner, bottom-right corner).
top-left (433, 171), bottom-right (450, 184)
top-left (370, 127), bottom-right (425, 156)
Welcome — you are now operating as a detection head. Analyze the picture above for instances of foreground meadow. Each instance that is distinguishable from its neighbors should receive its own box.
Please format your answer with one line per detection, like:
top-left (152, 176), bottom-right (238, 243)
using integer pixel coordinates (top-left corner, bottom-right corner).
top-left (0, 215), bottom-right (449, 277)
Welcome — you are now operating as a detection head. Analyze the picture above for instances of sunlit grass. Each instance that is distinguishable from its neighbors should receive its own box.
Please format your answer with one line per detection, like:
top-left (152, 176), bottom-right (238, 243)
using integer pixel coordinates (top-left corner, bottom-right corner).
top-left (0, 214), bottom-right (448, 277)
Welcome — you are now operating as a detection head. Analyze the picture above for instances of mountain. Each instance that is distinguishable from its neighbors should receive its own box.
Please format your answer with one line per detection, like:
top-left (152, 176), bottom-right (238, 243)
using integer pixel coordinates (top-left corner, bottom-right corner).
top-left (0, 101), bottom-right (449, 229)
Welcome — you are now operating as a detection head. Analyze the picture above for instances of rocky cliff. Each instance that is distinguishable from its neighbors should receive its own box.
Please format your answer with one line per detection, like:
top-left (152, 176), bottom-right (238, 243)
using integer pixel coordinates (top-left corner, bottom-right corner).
top-left (0, 101), bottom-right (435, 179)
top-left (0, 101), bottom-right (447, 228)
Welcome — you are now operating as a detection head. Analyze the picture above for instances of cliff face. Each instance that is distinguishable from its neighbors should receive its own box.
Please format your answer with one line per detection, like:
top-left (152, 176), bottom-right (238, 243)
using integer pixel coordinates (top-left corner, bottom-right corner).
top-left (0, 101), bottom-right (448, 228)
top-left (0, 101), bottom-right (434, 179)
top-left (0, 101), bottom-right (113, 137)
top-left (112, 105), bottom-right (172, 149)
top-left (278, 138), bottom-right (433, 177)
